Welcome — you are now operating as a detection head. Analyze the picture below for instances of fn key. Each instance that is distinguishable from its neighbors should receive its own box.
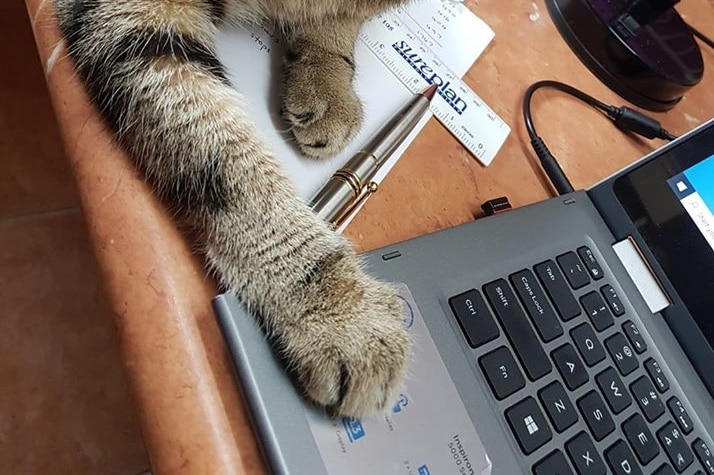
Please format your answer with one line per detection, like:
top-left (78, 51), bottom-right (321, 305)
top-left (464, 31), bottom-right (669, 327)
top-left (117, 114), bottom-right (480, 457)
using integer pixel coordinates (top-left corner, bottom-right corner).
top-left (479, 346), bottom-right (525, 400)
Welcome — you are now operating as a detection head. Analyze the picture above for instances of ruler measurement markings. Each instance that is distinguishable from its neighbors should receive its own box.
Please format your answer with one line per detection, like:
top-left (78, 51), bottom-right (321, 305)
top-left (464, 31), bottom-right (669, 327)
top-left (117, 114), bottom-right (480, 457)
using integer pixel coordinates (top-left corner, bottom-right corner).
top-left (360, 9), bottom-right (509, 165)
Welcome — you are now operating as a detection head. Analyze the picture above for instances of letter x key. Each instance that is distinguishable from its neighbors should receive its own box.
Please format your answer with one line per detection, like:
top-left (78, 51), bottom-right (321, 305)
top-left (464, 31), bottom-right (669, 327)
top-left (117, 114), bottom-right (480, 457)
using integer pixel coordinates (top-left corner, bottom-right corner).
top-left (567, 432), bottom-right (606, 474)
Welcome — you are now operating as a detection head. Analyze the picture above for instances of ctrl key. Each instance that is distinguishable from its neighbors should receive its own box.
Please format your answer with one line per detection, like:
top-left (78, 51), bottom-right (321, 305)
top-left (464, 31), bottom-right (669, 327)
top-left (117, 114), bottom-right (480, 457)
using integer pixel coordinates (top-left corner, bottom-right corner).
top-left (479, 346), bottom-right (525, 400)
top-left (449, 289), bottom-right (500, 348)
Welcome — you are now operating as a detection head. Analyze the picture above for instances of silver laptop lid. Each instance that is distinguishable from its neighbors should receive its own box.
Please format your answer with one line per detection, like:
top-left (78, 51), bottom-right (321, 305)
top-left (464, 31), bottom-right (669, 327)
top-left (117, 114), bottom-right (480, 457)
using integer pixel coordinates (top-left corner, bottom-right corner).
top-left (588, 119), bottom-right (714, 394)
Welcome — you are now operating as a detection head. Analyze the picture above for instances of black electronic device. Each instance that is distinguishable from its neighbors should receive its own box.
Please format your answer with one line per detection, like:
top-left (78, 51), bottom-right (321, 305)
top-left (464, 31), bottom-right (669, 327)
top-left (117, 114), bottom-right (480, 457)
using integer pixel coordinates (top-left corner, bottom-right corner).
top-left (546, 0), bottom-right (704, 111)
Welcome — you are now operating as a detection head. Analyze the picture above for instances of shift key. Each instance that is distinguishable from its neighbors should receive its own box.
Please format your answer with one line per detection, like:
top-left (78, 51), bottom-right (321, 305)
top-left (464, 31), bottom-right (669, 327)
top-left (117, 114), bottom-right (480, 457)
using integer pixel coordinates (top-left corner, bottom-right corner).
top-left (449, 290), bottom-right (500, 348)
top-left (484, 280), bottom-right (552, 381)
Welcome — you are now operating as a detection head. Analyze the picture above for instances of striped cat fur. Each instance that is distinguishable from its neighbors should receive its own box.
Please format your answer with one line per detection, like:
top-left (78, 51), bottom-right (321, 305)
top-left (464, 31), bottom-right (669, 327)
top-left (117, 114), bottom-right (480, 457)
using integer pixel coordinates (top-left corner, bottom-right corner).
top-left (54, 0), bottom-right (411, 418)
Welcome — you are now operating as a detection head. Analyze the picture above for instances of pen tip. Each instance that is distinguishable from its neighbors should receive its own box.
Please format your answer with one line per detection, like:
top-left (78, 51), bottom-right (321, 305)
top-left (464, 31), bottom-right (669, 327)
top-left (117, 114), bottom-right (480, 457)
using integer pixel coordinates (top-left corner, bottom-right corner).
top-left (422, 83), bottom-right (438, 101)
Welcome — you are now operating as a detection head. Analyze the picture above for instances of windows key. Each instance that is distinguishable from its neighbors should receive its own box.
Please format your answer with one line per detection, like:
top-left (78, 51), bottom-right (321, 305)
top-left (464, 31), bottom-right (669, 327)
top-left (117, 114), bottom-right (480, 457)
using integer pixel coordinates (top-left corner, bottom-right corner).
top-left (505, 397), bottom-right (552, 455)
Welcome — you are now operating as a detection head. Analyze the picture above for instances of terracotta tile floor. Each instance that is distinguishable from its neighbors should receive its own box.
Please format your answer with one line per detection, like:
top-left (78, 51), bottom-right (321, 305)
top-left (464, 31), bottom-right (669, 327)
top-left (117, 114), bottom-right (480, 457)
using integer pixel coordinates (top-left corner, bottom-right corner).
top-left (0, 3), bottom-right (150, 474)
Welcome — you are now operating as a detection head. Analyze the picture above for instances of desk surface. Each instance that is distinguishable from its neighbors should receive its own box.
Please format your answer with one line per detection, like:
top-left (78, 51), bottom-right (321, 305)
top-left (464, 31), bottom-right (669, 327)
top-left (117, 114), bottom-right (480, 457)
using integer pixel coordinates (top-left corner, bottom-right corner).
top-left (25, 0), bottom-right (713, 473)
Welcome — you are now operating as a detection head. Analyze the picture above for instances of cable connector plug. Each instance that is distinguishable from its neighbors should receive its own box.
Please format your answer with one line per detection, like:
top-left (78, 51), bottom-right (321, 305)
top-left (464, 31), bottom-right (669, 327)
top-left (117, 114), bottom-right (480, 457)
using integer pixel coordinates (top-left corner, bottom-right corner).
top-left (530, 136), bottom-right (574, 195)
top-left (606, 106), bottom-right (677, 140)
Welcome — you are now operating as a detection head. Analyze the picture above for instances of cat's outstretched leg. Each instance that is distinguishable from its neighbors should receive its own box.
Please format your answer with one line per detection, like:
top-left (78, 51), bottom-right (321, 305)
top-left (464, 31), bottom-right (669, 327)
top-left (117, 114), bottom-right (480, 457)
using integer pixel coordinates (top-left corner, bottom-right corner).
top-left (281, 20), bottom-right (365, 159)
top-left (55, 0), bottom-right (410, 418)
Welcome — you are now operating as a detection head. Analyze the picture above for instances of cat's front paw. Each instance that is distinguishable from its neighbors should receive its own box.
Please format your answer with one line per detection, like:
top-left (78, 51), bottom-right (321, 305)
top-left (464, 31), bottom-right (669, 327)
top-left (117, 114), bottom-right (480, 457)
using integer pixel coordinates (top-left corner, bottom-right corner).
top-left (281, 50), bottom-right (363, 159)
top-left (279, 251), bottom-right (411, 418)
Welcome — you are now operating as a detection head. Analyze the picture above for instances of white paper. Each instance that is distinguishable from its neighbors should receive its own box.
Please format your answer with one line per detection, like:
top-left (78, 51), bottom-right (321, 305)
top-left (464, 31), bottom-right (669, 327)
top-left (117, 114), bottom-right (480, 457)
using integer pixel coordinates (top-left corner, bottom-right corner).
top-left (216, 0), bottom-right (495, 228)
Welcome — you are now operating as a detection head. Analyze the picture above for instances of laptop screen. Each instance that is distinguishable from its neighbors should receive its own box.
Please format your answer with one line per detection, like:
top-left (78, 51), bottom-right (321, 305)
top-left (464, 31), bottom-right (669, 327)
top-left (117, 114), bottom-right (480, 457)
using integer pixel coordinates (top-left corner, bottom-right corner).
top-left (667, 156), bottom-right (714, 253)
top-left (613, 124), bottom-right (714, 347)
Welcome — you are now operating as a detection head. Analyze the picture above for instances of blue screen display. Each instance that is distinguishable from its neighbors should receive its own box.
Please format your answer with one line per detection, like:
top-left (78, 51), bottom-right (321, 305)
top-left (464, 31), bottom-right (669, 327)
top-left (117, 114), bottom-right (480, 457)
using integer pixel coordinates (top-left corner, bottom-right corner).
top-left (614, 124), bottom-right (714, 378)
top-left (668, 154), bottom-right (714, 252)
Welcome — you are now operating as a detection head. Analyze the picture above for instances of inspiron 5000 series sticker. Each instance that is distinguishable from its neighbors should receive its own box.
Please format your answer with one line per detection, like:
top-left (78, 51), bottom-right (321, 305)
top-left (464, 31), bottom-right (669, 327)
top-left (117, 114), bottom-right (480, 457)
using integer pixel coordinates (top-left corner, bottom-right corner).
top-left (304, 284), bottom-right (492, 475)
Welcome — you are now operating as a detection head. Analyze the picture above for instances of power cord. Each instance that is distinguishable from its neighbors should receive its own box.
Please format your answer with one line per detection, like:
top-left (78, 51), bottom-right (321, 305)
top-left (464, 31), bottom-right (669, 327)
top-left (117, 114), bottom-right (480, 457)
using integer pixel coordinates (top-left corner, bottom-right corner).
top-left (687, 22), bottom-right (714, 51)
top-left (523, 80), bottom-right (678, 195)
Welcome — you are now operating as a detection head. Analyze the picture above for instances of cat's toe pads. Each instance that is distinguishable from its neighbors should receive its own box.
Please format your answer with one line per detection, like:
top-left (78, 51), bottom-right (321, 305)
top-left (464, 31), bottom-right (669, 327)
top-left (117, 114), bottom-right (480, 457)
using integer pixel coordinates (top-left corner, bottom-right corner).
top-left (281, 52), bottom-right (363, 159)
top-left (280, 254), bottom-right (411, 418)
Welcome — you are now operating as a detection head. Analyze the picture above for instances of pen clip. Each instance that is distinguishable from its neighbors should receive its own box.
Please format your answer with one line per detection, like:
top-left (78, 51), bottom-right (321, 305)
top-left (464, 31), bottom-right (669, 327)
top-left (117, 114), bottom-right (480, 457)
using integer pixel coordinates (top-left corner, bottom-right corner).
top-left (356, 181), bottom-right (379, 206)
top-left (334, 181), bottom-right (380, 228)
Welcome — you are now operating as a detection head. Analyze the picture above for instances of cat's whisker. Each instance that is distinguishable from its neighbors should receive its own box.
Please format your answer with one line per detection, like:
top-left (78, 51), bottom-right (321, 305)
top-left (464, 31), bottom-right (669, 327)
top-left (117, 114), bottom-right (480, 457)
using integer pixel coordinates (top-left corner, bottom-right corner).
top-left (273, 124), bottom-right (296, 134)
top-left (46, 39), bottom-right (66, 75)
top-left (33, 0), bottom-right (51, 28)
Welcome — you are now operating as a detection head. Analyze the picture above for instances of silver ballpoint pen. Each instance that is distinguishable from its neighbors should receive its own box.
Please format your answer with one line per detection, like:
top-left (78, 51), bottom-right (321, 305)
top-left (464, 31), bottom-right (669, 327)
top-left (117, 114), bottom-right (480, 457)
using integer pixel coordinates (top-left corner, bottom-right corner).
top-left (310, 83), bottom-right (439, 227)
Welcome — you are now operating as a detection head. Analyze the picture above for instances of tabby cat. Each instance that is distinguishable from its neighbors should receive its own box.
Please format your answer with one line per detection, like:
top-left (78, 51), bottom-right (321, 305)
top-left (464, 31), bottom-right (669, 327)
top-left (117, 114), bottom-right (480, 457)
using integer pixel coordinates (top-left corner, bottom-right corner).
top-left (54, 0), bottom-right (412, 418)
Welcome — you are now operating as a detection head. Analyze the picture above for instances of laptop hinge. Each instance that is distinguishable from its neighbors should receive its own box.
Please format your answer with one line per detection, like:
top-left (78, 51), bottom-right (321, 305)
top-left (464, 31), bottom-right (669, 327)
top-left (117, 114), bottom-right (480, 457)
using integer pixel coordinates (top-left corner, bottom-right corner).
top-left (612, 237), bottom-right (671, 314)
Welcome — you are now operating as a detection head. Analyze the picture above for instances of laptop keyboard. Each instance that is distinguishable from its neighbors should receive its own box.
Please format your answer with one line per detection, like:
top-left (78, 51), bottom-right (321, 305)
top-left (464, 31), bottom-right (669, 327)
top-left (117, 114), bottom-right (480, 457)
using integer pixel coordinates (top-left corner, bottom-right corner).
top-left (448, 246), bottom-right (714, 475)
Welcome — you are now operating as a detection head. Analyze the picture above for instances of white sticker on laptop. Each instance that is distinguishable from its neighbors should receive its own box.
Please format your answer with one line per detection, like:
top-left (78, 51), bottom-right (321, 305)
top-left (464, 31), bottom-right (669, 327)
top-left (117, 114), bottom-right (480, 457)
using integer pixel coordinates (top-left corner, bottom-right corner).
top-left (304, 283), bottom-right (492, 475)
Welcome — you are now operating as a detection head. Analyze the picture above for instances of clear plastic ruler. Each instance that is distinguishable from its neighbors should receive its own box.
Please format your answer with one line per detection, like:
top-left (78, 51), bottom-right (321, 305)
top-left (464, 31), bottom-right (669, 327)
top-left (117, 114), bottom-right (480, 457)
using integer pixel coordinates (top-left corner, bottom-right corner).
top-left (360, 9), bottom-right (511, 166)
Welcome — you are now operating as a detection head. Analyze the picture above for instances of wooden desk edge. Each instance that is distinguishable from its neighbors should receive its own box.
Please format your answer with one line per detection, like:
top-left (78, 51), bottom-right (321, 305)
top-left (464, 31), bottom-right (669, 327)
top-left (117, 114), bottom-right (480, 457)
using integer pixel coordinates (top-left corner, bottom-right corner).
top-left (24, 1), bottom-right (267, 474)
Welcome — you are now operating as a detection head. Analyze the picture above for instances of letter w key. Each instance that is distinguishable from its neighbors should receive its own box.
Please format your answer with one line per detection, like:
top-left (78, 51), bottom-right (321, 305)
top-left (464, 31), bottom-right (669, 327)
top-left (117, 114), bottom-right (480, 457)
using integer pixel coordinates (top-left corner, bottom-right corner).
top-left (597, 368), bottom-right (633, 414)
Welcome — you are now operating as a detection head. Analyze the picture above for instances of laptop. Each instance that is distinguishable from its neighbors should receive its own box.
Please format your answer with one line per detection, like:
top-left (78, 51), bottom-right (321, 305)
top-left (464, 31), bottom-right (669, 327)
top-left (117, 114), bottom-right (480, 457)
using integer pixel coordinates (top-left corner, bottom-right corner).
top-left (213, 119), bottom-right (714, 475)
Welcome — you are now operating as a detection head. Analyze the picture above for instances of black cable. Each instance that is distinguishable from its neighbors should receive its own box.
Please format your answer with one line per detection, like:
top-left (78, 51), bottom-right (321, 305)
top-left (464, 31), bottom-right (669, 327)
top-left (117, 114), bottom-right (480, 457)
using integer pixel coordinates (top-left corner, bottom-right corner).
top-left (686, 22), bottom-right (714, 51)
top-left (523, 81), bottom-right (610, 139)
top-left (523, 80), bottom-right (678, 196)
